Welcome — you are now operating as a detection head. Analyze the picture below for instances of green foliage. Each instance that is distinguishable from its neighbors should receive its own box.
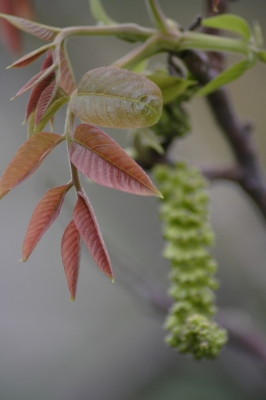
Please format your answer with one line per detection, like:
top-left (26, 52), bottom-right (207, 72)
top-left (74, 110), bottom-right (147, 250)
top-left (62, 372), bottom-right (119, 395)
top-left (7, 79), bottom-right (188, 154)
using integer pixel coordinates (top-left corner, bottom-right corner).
top-left (202, 14), bottom-right (251, 41)
top-left (154, 162), bottom-right (227, 359)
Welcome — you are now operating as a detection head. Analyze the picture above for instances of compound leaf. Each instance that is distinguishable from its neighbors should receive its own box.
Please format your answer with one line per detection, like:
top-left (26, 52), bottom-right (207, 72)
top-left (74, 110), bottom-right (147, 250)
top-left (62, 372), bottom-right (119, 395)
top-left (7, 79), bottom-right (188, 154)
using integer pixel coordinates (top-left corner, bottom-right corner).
top-left (0, 13), bottom-right (60, 41)
top-left (23, 183), bottom-right (73, 261)
top-left (35, 80), bottom-right (57, 125)
top-left (61, 219), bottom-right (81, 300)
top-left (69, 66), bottom-right (162, 129)
top-left (0, 132), bottom-right (64, 199)
top-left (69, 124), bottom-right (162, 196)
top-left (73, 191), bottom-right (113, 281)
top-left (202, 14), bottom-right (251, 41)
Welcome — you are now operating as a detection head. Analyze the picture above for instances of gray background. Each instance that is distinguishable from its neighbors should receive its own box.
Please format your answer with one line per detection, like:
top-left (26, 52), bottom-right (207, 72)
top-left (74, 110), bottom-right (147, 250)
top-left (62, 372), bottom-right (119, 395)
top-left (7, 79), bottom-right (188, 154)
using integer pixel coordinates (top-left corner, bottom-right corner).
top-left (1, 1), bottom-right (266, 399)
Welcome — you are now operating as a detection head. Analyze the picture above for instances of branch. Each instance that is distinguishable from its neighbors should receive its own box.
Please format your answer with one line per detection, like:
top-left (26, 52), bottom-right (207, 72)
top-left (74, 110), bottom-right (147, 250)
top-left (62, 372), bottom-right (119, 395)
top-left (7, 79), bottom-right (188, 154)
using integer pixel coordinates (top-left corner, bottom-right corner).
top-left (180, 49), bottom-right (266, 221)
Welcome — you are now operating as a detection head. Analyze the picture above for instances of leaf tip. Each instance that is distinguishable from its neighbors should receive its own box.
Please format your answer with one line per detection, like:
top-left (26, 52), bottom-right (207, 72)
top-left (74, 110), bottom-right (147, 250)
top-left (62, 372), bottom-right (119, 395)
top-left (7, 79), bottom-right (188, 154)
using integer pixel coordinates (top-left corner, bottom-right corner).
top-left (70, 295), bottom-right (75, 302)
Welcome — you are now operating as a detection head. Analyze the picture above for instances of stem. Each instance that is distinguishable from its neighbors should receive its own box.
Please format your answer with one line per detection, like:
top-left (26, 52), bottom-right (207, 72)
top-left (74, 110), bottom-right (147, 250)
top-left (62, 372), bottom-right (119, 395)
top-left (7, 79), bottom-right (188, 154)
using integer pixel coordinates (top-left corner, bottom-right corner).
top-left (146, 0), bottom-right (169, 33)
top-left (64, 107), bottom-right (82, 192)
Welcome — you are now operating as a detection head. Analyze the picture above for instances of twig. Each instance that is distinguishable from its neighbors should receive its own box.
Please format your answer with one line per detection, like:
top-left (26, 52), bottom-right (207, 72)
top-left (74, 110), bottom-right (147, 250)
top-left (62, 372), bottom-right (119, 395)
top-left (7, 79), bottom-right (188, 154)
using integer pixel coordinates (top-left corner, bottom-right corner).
top-left (201, 164), bottom-right (243, 182)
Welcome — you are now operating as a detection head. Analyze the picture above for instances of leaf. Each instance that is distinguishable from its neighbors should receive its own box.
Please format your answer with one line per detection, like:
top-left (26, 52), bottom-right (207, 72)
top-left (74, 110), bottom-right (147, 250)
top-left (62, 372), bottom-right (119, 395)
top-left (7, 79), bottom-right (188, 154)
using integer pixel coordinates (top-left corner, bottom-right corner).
top-left (35, 80), bottom-right (56, 125)
top-left (34, 95), bottom-right (69, 133)
top-left (202, 14), bottom-right (251, 41)
top-left (12, 63), bottom-right (56, 99)
top-left (134, 128), bottom-right (164, 155)
top-left (69, 124), bottom-right (162, 196)
top-left (61, 219), bottom-right (81, 300)
top-left (25, 51), bottom-right (55, 120)
top-left (196, 57), bottom-right (256, 97)
top-left (0, 13), bottom-right (60, 41)
top-left (89, 0), bottom-right (115, 25)
top-left (147, 75), bottom-right (196, 104)
top-left (22, 183), bottom-right (73, 261)
top-left (59, 43), bottom-right (76, 95)
top-left (27, 110), bottom-right (36, 138)
top-left (69, 66), bottom-right (163, 129)
top-left (0, 132), bottom-right (64, 199)
top-left (253, 20), bottom-right (264, 48)
top-left (73, 191), bottom-right (113, 281)
top-left (257, 51), bottom-right (266, 64)
top-left (7, 44), bottom-right (53, 68)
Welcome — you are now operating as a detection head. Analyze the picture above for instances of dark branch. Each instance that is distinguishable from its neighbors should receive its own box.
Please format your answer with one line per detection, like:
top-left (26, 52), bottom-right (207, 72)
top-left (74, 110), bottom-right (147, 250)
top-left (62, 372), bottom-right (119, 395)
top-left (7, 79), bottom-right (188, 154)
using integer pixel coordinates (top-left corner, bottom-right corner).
top-left (201, 164), bottom-right (243, 182)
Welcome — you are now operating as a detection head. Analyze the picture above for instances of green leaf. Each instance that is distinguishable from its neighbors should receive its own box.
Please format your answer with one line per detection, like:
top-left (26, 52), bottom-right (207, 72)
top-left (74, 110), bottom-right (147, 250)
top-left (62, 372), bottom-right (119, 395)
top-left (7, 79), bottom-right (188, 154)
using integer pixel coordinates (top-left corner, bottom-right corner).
top-left (257, 51), bottom-right (266, 63)
top-left (196, 56), bottom-right (256, 97)
top-left (202, 14), bottom-right (251, 41)
top-left (147, 74), bottom-right (196, 104)
top-left (253, 20), bottom-right (264, 48)
top-left (89, 0), bottom-right (115, 25)
top-left (69, 67), bottom-right (163, 129)
top-left (134, 128), bottom-right (164, 155)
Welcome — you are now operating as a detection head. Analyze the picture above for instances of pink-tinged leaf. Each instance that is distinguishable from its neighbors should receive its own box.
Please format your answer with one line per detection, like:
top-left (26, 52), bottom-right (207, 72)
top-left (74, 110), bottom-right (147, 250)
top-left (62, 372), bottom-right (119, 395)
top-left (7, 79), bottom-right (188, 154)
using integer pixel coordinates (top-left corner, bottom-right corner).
top-left (7, 43), bottom-right (53, 68)
top-left (0, 132), bottom-right (64, 199)
top-left (12, 63), bottom-right (56, 99)
top-left (0, 1), bottom-right (22, 54)
top-left (61, 219), bottom-right (81, 300)
top-left (35, 80), bottom-right (56, 125)
top-left (73, 191), bottom-right (113, 281)
top-left (22, 183), bottom-right (73, 261)
top-left (59, 43), bottom-right (76, 95)
top-left (0, 13), bottom-right (60, 41)
top-left (69, 124), bottom-right (162, 197)
top-left (24, 51), bottom-right (55, 120)
top-left (34, 95), bottom-right (69, 133)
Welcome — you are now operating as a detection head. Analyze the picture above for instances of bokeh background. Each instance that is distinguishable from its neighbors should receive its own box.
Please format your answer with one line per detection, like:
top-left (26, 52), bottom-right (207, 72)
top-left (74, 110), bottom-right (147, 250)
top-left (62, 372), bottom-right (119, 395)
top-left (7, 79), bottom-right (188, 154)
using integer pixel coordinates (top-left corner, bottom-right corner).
top-left (1, 1), bottom-right (266, 399)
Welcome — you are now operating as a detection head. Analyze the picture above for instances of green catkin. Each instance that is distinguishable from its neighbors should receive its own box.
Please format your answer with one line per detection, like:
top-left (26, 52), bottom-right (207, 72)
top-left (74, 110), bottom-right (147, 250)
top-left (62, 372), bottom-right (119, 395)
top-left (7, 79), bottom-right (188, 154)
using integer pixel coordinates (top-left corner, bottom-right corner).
top-left (154, 162), bottom-right (227, 360)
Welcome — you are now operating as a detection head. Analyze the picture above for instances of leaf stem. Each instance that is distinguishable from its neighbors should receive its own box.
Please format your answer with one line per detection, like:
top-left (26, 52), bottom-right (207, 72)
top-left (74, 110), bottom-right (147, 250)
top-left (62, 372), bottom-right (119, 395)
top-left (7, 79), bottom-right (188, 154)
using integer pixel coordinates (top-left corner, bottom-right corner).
top-left (64, 107), bottom-right (82, 192)
top-left (146, 0), bottom-right (169, 33)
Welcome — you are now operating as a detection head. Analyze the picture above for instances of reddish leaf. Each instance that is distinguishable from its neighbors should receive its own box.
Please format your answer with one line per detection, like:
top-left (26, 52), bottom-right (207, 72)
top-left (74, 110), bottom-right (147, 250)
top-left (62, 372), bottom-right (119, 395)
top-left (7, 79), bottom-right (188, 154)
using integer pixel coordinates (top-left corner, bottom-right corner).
top-left (0, 132), bottom-right (64, 199)
top-left (35, 80), bottom-right (56, 125)
top-left (0, 0), bottom-right (22, 54)
top-left (25, 51), bottom-right (55, 120)
top-left (0, 12), bottom-right (60, 41)
top-left (12, 64), bottom-right (56, 99)
top-left (73, 191), bottom-right (113, 281)
top-left (61, 219), bottom-right (81, 300)
top-left (34, 94), bottom-right (69, 133)
top-left (59, 43), bottom-right (76, 95)
top-left (69, 124), bottom-right (162, 197)
top-left (7, 44), bottom-right (53, 68)
top-left (23, 183), bottom-right (73, 261)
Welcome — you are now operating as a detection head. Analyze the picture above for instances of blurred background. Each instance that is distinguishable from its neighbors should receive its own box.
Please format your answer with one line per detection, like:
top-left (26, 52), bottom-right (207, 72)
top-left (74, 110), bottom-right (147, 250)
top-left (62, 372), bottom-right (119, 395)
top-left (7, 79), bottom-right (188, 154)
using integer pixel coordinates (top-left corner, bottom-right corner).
top-left (1, 1), bottom-right (266, 399)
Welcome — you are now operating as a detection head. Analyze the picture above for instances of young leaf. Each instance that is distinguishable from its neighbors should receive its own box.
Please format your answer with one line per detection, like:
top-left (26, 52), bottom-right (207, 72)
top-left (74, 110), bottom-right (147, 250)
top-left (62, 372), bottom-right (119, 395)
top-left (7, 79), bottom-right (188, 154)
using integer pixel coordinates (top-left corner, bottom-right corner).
top-left (69, 124), bottom-right (162, 196)
top-left (22, 183), bottom-right (73, 261)
top-left (0, 13), bottom-right (60, 41)
top-left (202, 14), bottom-right (251, 41)
top-left (61, 219), bottom-right (81, 301)
top-left (7, 43), bottom-right (53, 68)
top-left (69, 66), bottom-right (163, 129)
top-left (147, 75), bottom-right (196, 104)
top-left (12, 64), bottom-right (56, 99)
top-left (27, 110), bottom-right (36, 138)
top-left (196, 57), bottom-right (256, 97)
top-left (35, 80), bottom-right (56, 125)
top-left (25, 51), bottom-right (55, 120)
top-left (257, 51), bottom-right (266, 64)
top-left (0, 132), bottom-right (64, 199)
top-left (59, 43), bottom-right (76, 95)
top-left (73, 191), bottom-right (113, 281)
top-left (34, 95), bottom-right (69, 133)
